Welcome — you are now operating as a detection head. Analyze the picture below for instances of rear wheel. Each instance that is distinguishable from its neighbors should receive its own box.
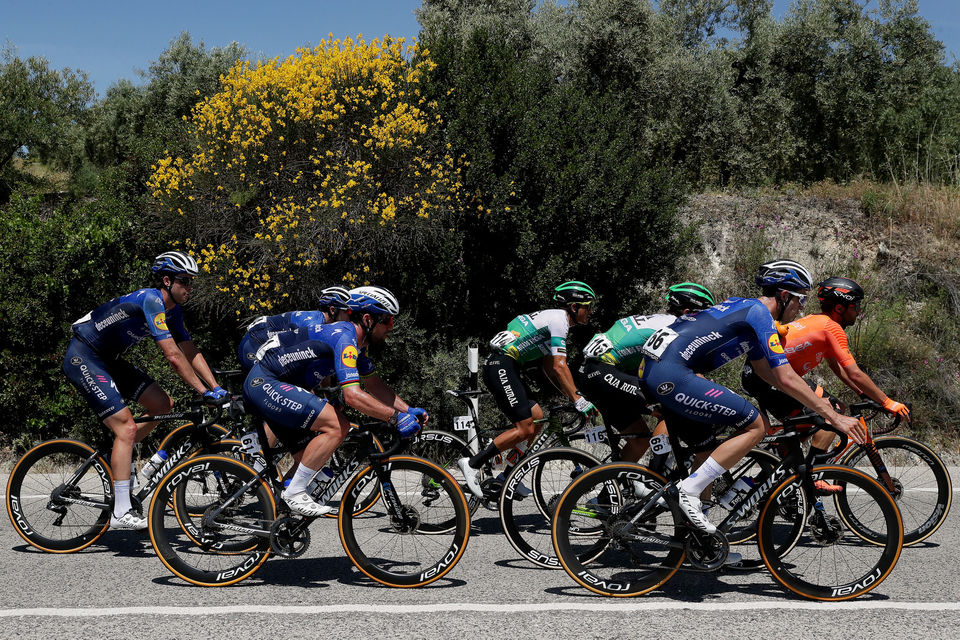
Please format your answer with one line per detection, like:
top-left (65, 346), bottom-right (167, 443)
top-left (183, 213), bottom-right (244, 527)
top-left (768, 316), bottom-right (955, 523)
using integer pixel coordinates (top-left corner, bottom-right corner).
top-left (5, 439), bottom-right (112, 553)
top-left (409, 430), bottom-right (485, 514)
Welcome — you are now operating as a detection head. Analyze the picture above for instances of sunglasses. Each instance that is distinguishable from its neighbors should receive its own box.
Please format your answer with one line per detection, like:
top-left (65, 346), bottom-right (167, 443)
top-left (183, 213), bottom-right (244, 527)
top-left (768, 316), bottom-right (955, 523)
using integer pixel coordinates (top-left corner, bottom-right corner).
top-left (174, 276), bottom-right (195, 287)
top-left (785, 290), bottom-right (807, 308)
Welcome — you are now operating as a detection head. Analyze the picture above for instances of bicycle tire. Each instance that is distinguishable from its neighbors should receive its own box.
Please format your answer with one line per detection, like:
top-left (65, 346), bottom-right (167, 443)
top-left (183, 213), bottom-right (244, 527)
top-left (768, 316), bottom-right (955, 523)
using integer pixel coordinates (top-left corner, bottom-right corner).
top-left (338, 455), bottom-right (470, 587)
top-left (757, 465), bottom-right (903, 601)
top-left (839, 435), bottom-right (952, 546)
top-left (6, 439), bottom-right (112, 553)
top-left (499, 447), bottom-right (601, 568)
top-left (409, 430), bottom-right (485, 514)
top-left (552, 463), bottom-right (685, 597)
top-left (149, 454), bottom-right (275, 586)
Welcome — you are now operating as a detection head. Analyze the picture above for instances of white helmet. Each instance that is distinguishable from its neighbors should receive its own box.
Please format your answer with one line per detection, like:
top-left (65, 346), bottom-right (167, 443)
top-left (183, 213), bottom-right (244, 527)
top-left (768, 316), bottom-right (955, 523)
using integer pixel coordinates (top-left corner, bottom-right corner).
top-left (347, 286), bottom-right (400, 315)
top-left (151, 251), bottom-right (199, 276)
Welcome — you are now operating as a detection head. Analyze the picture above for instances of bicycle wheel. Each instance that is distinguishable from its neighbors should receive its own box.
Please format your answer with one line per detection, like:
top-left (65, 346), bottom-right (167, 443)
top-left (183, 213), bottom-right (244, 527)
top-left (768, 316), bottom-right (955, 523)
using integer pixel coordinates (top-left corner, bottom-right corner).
top-left (148, 455), bottom-right (275, 586)
top-left (6, 439), bottom-right (112, 553)
top-left (708, 448), bottom-right (782, 545)
top-left (757, 465), bottom-right (903, 601)
top-left (840, 435), bottom-right (952, 546)
top-left (552, 463), bottom-right (685, 597)
top-left (157, 422), bottom-right (231, 456)
top-left (499, 447), bottom-right (601, 568)
top-left (409, 430), bottom-right (485, 514)
top-left (338, 455), bottom-right (470, 587)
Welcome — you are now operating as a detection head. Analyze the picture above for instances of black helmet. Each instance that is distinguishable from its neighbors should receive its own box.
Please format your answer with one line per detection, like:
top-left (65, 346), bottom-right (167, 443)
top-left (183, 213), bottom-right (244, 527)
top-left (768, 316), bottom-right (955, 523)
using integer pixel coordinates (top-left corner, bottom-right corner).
top-left (666, 282), bottom-right (715, 311)
top-left (817, 277), bottom-right (864, 307)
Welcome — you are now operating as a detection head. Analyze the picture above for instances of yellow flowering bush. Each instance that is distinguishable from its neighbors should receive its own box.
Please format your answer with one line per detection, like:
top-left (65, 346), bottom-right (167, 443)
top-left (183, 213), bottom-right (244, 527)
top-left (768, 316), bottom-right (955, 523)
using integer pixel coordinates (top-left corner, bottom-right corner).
top-left (149, 36), bottom-right (470, 318)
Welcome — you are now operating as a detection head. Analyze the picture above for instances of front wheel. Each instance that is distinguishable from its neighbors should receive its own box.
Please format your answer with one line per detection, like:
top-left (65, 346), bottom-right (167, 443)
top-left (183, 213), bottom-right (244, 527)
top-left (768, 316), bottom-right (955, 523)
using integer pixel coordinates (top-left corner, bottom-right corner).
top-left (499, 447), bottom-right (601, 568)
top-left (338, 455), bottom-right (470, 587)
top-left (757, 465), bottom-right (903, 601)
top-left (6, 439), bottom-right (112, 553)
top-left (148, 455), bottom-right (275, 586)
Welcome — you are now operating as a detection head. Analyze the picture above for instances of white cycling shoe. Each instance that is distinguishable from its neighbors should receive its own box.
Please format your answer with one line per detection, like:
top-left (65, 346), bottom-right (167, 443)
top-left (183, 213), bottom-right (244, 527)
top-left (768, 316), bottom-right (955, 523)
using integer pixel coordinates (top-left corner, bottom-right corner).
top-left (282, 489), bottom-right (334, 517)
top-left (110, 509), bottom-right (147, 531)
top-left (457, 457), bottom-right (484, 498)
top-left (676, 487), bottom-right (716, 534)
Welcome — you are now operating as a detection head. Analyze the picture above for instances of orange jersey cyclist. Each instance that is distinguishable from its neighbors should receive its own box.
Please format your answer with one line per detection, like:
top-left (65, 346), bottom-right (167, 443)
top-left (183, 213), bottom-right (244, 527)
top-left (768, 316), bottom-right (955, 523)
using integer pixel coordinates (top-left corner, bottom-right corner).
top-left (62, 251), bottom-right (226, 530)
top-left (741, 276), bottom-right (910, 486)
top-left (458, 281), bottom-right (600, 498)
top-left (638, 260), bottom-right (865, 533)
top-left (242, 286), bottom-right (428, 517)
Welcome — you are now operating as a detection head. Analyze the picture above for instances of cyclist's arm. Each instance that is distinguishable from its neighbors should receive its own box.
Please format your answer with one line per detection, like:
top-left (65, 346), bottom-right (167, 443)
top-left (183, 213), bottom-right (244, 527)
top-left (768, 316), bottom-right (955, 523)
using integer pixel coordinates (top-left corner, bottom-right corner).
top-left (541, 354), bottom-right (583, 403)
top-left (360, 373), bottom-right (410, 413)
top-left (341, 382), bottom-right (399, 422)
top-left (178, 340), bottom-right (221, 390)
top-left (155, 337), bottom-right (208, 395)
top-left (840, 361), bottom-right (895, 406)
top-left (826, 357), bottom-right (861, 394)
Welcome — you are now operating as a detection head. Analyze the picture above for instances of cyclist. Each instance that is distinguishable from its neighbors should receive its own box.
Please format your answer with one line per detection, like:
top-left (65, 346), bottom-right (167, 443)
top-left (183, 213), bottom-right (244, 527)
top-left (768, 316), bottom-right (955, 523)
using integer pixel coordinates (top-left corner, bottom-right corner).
top-left (741, 276), bottom-right (910, 490)
top-left (638, 260), bottom-right (865, 533)
top-left (242, 285), bottom-right (428, 516)
top-left (62, 251), bottom-right (226, 530)
top-left (458, 280), bottom-right (600, 498)
top-left (237, 286), bottom-right (351, 372)
top-left (578, 282), bottom-right (715, 462)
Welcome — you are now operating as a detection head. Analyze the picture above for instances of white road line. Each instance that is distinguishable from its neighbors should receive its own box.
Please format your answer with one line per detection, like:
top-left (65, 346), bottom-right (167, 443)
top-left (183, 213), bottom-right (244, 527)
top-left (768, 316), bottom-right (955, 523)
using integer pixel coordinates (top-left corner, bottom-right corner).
top-left (0, 602), bottom-right (959, 618)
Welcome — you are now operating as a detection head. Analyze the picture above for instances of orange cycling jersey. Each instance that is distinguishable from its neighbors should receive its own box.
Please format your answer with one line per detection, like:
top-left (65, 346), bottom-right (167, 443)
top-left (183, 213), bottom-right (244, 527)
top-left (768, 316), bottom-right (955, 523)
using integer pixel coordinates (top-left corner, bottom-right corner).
top-left (782, 313), bottom-right (856, 375)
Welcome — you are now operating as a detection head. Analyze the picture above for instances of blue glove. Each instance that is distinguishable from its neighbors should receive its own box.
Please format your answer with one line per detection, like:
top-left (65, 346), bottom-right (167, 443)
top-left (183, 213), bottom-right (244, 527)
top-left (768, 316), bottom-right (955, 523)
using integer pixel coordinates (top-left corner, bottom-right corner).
top-left (395, 412), bottom-right (421, 439)
top-left (203, 387), bottom-right (227, 404)
top-left (408, 407), bottom-right (429, 424)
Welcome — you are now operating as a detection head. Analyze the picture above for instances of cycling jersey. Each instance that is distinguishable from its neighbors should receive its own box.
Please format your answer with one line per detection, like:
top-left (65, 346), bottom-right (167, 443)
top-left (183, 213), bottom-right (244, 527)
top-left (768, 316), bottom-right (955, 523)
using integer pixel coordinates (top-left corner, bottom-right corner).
top-left (71, 288), bottom-right (191, 358)
top-left (237, 311), bottom-right (326, 372)
top-left (584, 314), bottom-right (675, 373)
top-left (781, 313), bottom-right (856, 375)
top-left (489, 309), bottom-right (570, 365)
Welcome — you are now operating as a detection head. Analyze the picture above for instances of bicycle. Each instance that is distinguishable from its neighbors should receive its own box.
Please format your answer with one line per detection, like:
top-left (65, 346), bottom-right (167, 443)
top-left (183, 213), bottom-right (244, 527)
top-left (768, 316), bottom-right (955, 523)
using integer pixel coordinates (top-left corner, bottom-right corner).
top-left (762, 398), bottom-right (952, 546)
top-left (148, 419), bottom-right (471, 587)
top-left (5, 397), bottom-right (245, 553)
top-left (551, 412), bottom-right (904, 600)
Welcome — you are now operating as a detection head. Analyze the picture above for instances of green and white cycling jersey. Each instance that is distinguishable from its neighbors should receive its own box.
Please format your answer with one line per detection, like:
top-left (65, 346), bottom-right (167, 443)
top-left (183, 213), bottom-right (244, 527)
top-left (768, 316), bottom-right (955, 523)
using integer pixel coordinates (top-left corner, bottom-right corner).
top-left (489, 309), bottom-right (570, 365)
top-left (583, 314), bottom-right (675, 373)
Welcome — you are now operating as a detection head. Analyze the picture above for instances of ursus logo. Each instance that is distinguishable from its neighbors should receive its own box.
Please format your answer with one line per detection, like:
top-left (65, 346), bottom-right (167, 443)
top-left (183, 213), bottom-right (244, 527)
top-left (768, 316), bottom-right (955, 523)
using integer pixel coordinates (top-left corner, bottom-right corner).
top-left (768, 333), bottom-right (784, 354)
top-left (341, 345), bottom-right (359, 367)
top-left (154, 313), bottom-right (168, 331)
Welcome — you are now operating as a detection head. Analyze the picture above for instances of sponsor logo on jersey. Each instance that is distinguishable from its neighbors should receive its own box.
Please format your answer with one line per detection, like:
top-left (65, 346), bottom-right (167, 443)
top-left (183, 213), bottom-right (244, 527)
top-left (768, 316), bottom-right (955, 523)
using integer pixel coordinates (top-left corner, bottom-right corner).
top-left (153, 313), bottom-right (168, 331)
top-left (341, 345), bottom-right (359, 367)
top-left (94, 309), bottom-right (130, 332)
top-left (679, 331), bottom-right (723, 360)
top-left (637, 357), bottom-right (646, 378)
top-left (70, 357), bottom-right (82, 365)
top-left (784, 340), bottom-right (812, 355)
top-left (278, 347), bottom-right (316, 367)
top-left (657, 382), bottom-right (675, 395)
top-left (768, 334), bottom-right (784, 354)
top-left (250, 377), bottom-right (264, 387)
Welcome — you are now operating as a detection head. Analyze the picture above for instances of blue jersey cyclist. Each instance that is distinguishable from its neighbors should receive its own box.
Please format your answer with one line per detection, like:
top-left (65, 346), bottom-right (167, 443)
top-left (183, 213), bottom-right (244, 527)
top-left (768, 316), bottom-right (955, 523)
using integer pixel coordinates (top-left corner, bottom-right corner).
top-left (237, 286), bottom-right (351, 372)
top-left (639, 260), bottom-right (865, 533)
top-left (63, 251), bottom-right (226, 530)
top-left (242, 286), bottom-right (429, 517)
top-left (458, 280), bottom-right (600, 498)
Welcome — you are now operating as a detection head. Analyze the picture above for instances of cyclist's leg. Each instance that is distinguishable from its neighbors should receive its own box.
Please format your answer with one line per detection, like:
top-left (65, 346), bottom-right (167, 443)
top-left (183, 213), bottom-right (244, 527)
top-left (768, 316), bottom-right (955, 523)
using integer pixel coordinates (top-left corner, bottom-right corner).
top-left (577, 359), bottom-right (651, 461)
top-left (133, 381), bottom-right (174, 441)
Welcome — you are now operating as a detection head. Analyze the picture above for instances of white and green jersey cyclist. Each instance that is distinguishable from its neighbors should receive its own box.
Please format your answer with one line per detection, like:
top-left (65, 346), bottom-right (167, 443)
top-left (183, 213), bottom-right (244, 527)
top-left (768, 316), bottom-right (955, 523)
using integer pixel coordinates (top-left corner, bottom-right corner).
top-left (490, 310), bottom-right (572, 365)
top-left (583, 314), bottom-right (675, 373)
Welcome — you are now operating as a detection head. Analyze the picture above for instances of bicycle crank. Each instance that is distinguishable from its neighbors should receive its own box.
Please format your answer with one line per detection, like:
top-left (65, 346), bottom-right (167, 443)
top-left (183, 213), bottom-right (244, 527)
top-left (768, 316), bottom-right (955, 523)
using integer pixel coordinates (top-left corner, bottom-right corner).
top-left (269, 516), bottom-right (312, 558)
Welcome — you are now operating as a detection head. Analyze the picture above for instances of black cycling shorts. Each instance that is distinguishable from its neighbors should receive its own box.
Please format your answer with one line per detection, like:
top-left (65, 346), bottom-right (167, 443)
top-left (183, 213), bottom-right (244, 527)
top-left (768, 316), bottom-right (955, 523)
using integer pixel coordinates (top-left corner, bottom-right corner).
top-left (482, 354), bottom-right (536, 423)
top-left (576, 360), bottom-right (650, 431)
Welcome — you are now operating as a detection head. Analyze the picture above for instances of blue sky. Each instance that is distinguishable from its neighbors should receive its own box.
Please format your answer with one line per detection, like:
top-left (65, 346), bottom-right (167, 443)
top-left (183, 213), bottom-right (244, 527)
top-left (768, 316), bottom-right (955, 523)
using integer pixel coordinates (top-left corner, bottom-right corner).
top-left (3, 0), bottom-right (958, 96)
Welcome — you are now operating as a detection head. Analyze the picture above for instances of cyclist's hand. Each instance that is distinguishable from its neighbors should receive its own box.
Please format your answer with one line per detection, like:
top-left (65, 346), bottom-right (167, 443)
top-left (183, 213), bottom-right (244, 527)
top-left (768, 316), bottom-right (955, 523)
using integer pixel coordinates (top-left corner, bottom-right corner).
top-left (882, 398), bottom-right (911, 421)
top-left (408, 407), bottom-right (430, 425)
top-left (575, 395), bottom-right (599, 418)
top-left (394, 412), bottom-right (421, 439)
top-left (831, 414), bottom-right (866, 445)
top-left (202, 387), bottom-right (227, 405)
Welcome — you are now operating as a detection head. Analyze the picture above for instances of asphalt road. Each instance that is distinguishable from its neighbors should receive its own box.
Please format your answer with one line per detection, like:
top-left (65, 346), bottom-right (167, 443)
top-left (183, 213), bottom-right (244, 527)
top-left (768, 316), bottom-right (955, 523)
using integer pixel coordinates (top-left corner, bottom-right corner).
top-left (1, 471), bottom-right (959, 640)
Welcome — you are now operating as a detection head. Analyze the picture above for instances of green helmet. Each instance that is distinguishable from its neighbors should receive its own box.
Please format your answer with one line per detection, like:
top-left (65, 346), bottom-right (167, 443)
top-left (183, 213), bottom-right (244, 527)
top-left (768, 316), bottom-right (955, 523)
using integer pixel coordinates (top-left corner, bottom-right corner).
top-left (553, 280), bottom-right (596, 305)
top-left (665, 282), bottom-right (715, 311)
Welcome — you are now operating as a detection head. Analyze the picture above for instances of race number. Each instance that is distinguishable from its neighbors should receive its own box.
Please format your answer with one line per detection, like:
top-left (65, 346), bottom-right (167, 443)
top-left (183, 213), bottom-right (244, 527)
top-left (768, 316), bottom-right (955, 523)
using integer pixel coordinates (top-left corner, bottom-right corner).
top-left (641, 327), bottom-right (679, 361)
top-left (583, 334), bottom-right (615, 359)
top-left (453, 415), bottom-right (474, 432)
top-left (240, 431), bottom-right (261, 455)
top-left (582, 423), bottom-right (606, 444)
top-left (489, 330), bottom-right (518, 350)
top-left (649, 434), bottom-right (672, 455)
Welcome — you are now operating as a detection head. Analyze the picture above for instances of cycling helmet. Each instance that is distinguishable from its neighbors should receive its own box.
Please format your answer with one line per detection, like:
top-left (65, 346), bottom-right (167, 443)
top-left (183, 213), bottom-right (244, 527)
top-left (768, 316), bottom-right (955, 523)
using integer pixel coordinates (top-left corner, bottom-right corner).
top-left (553, 281), bottom-right (596, 305)
top-left (318, 286), bottom-right (351, 309)
top-left (754, 259), bottom-right (813, 291)
top-left (347, 286), bottom-right (400, 316)
top-left (666, 282), bottom-right (715, 311)
top-left (817, 277), bottom-right (864, 307)
top-left (151, 251), bottom-right (199, 277)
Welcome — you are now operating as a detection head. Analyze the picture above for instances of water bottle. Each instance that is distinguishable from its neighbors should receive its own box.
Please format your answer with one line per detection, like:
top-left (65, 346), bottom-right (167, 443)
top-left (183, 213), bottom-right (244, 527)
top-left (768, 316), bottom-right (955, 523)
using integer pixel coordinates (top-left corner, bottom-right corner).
top-left (505, 440), bottom-right (528, 466)
top-left (140, 450), bottom-right (169, 481)
top-left (307, 466), bottom-right (335, 495)
top-left (718, 476), bottom-right (755, 510)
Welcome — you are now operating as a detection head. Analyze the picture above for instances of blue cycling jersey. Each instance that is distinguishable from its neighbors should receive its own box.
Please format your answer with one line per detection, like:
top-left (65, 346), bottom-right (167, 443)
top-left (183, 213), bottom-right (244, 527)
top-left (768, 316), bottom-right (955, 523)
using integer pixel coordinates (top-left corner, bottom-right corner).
top-left (245, 310), bottom-right (325, 344)
top-left (644, 297), bottom-right (788, 373)
top-left (252, 321), bottom-right (375, 388)
top-left (71, 288), bottom-right (191, 358)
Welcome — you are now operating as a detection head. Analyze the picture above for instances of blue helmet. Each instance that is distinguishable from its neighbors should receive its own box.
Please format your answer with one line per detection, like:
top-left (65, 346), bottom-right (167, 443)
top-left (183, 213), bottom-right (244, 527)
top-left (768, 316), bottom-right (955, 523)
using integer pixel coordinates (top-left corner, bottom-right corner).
top-left (318, 286), bottom-right (350, 309)
top-left (151, 251), bottom-right (198, 276)
top-left (347, 286), bottom-right (400, 316)
top-left (754, 259), bottom-right (813, 291)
